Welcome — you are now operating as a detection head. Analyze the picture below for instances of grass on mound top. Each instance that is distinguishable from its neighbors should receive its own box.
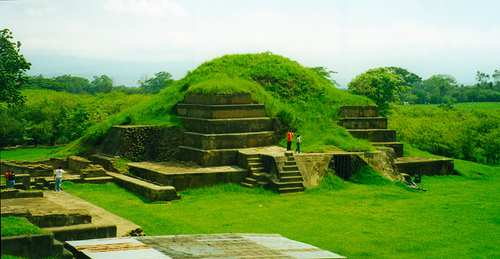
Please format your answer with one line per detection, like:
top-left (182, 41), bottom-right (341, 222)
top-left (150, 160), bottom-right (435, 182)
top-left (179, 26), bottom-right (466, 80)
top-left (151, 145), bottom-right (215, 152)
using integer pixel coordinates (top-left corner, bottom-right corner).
top-left (67, 52), bottom-right (375, 156)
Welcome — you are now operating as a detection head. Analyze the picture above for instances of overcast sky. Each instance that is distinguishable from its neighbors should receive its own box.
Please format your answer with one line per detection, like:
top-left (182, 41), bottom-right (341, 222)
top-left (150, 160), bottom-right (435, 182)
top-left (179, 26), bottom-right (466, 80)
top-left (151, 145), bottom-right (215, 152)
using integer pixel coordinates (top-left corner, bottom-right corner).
top-left (2, 0), bottom-right (499, 86)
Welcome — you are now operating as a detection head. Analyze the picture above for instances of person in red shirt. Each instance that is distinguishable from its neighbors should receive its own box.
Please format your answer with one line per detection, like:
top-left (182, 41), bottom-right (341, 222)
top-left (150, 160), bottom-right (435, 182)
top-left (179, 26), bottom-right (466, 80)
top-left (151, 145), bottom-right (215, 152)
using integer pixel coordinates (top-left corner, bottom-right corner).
top-left (286, 131), bottom-right (294, 151)
top-left (5, 171), bottom-right (15, 189)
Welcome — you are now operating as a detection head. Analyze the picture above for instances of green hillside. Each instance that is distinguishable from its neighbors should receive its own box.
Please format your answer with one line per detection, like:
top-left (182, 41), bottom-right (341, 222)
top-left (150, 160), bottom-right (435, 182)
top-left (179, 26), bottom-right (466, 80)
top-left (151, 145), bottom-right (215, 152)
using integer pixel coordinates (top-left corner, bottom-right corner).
top-left (73, 52), bottom-right (375, 155)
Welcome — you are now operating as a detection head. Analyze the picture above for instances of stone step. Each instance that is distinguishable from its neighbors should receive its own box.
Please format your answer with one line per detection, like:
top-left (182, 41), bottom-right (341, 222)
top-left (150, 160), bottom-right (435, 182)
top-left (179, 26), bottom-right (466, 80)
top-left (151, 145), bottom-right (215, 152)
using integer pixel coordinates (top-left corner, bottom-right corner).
top-left (184, 131), bottom-right (277, 150)
top-left (284, 161), bottom-right (296, 166)
top-left (82, 176), bottom-right (114, 184)
top-left (176, 103), bottom-right (266, 119)
top-left (347, 129), bottom-right (396, 142)
top-left (280, 171), bottom-right (302, 178)
top-left (339, 117), bottom-right (387, 129)
top-left (282, 165), bottom-right (299, 171)
top-left (248, 162), bottom-right (264, 167)
top-left (241, 182), bottom-right (254, 188)
top-left (277, 181), bottom-right (303, 189)
top-left (43, 221), bottom-right (117, 242)
top-left (245, 177), bottom-right (258, 184)
top-left (183, 93), bottom-right (256, 105)
top-left (372, 142), bottom-right (404, 157)
top-left (179, 146), bottom-right (239, 167)
top-left (278, 186), bottom-right (304, 194)
top-left (339, 105), bottom-right (380, 118)
top-left (280, 176), bottom-right (303, 182)
top-left (178, 117), bottom-right (274, 134)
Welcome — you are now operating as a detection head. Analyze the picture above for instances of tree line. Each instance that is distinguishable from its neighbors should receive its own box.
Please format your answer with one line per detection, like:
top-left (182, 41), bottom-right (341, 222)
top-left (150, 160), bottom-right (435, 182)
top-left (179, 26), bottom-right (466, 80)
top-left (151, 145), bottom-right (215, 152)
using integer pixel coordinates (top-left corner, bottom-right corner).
top-left (389, 104), bottom-right (500, 165)
top-left (21, 71), bottom-right (174, 95)
top-left (347, 66), bottom-right (500, 115)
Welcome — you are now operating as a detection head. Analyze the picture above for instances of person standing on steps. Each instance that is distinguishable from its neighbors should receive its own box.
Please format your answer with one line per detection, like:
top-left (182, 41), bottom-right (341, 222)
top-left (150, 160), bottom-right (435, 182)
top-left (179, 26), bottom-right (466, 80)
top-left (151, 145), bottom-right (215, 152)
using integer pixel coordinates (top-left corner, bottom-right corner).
top-left (5, 171), bottom-right (15, 189)
top-left (54, 166), bottom-right (65, 191)
top-left (296, 135), bottom-right (301, 153)
top-left (287, 131), bottom-right (294, 151)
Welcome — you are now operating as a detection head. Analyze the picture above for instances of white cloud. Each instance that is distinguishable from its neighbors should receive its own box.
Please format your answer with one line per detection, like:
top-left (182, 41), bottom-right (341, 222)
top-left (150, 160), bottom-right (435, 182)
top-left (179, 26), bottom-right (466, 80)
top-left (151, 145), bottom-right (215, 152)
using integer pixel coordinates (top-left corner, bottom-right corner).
top-left (103, 0), bottom-right (186, 19)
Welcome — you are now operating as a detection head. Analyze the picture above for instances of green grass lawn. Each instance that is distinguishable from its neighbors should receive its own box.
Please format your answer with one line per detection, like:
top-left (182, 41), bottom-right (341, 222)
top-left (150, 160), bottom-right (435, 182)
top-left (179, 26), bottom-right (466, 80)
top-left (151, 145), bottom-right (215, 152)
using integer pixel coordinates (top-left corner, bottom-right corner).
top-left (62, 161), bottom-right (500, 259)
top-left (3, 146), bottom-right (499, 258)
top-left (0, 146), bottom-right (66, 161)
top-left (1, 217), bottom-right (48, 237)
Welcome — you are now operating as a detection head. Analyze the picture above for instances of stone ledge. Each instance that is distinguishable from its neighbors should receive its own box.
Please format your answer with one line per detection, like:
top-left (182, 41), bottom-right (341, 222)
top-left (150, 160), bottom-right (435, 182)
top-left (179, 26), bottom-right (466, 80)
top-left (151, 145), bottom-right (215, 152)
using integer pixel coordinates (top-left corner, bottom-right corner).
top-left (183, 93), bottom-right (255, 105)
top-left (1, 189), bottom-right (43, 199)
top-left (1, 233), bottom-right (72, 259)
top-left (43, 220), bottom-right (117, 242)
top-left (107, 172), bottom-right (180, 202)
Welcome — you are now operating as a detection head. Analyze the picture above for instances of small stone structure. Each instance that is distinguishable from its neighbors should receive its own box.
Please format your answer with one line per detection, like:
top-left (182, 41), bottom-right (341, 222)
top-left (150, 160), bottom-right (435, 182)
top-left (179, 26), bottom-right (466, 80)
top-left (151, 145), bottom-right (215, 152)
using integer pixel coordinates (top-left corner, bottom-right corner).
top-left (338, 105), bottom-right (455, 178)
top-left (1, 156), bottom-right (113, 190)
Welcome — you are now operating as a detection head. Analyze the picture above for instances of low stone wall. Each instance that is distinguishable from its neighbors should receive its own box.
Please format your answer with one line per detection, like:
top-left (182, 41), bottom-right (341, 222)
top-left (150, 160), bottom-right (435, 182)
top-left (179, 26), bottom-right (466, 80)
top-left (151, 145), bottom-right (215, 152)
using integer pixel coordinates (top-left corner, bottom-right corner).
top-left (107, 172), bottom-right (180, 201)
top-left (1, 233), bottom-right (72, 259)
top-left (80, 164), bottom-right (107, 178)
top-left (127, 165), bottom-right (247, 192)
top-left (294, 154), bottom-right (334, 187)
top-left (68, 156), bottom-right (92, 174)
top-left (1, 160), bottom-right (54, 177)
top-left (395, 158), bottom-right (454, 176)
top-left (45, 221), bottom-right (117, 242)
top-left (1, 189), bottom-right (43, 199)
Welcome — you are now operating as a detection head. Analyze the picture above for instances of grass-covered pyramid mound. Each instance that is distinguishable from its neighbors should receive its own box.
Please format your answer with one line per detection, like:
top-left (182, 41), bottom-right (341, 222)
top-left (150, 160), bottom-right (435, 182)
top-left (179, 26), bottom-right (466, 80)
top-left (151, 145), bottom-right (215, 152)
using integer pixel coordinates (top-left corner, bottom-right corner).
top-left (82, 52), bottom-right (375, 153)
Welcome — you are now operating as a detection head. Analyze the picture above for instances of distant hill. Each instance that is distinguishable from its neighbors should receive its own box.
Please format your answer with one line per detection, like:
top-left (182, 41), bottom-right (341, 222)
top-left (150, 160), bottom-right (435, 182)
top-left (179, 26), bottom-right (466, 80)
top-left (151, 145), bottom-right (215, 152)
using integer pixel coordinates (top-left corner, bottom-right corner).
top-left (25, 54), bottom-right (197, 87)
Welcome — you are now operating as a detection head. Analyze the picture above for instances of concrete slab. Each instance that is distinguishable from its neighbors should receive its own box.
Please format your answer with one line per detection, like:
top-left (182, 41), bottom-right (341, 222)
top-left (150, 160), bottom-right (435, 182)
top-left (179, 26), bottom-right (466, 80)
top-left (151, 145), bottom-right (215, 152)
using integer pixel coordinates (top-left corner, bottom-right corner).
top-left (66, 234), bottom-right (346, 259)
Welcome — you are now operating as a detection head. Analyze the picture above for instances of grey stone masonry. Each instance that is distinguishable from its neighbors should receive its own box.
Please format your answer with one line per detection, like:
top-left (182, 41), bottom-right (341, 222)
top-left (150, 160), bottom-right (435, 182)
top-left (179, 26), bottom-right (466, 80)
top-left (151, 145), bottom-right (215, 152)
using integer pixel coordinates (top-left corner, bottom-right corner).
top-left (339, 106), bottom-right (403, 157)
top-left (177, 93), bottom-right (278, 167)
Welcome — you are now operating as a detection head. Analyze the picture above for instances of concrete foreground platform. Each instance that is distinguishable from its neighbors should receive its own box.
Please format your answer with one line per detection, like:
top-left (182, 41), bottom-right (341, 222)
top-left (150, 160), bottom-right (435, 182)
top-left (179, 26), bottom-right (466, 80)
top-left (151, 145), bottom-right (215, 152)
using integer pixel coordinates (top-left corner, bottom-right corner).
top-left (66, 233), bottom-right (346, 259)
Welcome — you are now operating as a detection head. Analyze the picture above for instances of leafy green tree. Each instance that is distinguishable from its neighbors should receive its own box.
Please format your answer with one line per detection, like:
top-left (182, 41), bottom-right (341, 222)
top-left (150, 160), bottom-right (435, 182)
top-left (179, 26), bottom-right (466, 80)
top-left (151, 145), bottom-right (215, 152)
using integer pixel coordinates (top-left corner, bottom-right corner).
top-left (138, 71), bottom-right (174, 94)
top-left (423, 74), bottom-right (457, 101)
top-left (0, 29), bottom-right (31, 106)
top-left (53, 75), bottom-right (92, 93)
top-left (91, 75), bottom-right (113, 94)
top-left (386, 67), bottom-right (422, 86)
top-left (492, 69), bottom-right (500, 88)
top-left (309, 66), bottom-right (340, 87)
top-left (348, 67), bottom-right (405, 115)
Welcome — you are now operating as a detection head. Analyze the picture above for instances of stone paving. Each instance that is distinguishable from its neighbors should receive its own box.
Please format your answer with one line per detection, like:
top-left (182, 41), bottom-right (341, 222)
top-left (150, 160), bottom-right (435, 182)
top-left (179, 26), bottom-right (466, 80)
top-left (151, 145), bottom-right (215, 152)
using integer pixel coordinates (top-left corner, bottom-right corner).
top-left (67, 233), bottom-right (346, 258)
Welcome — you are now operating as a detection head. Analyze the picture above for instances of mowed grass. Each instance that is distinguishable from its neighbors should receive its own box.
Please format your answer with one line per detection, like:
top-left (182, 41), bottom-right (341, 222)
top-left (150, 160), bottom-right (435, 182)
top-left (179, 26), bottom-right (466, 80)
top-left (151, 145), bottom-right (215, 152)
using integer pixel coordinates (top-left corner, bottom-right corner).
top-left (1, 217), bottom-right (48, 237)
top-left (0, 146), bottom-right (66, 161)
top-left (63, 162), bottom-right (500, 259)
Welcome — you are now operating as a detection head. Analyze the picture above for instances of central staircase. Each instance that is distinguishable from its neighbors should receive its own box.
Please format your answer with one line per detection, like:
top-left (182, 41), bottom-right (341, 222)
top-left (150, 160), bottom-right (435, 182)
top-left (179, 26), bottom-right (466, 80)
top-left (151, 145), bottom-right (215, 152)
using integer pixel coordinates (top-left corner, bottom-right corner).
top-left (177, 93), bottom-right (304, 194)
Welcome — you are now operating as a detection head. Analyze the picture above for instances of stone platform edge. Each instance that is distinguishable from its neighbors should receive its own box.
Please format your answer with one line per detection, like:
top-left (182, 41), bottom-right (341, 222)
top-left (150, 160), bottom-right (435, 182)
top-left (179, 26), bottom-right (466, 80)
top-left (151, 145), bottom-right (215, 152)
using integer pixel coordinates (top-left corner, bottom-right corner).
top-left (106, 171), bottom-right (181, 202)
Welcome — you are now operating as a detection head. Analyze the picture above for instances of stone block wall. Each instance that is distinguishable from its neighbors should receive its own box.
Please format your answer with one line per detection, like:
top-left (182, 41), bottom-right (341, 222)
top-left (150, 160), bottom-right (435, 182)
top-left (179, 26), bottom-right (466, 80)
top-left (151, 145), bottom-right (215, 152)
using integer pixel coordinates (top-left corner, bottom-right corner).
top-left (102, 125), bottom-right (184, 162)
top-left (80, 165), bottom-right (107, 178)
top-left (68, 156), bottom-right (92, 174)
top-left (1, 233), bottom-right (71, 259)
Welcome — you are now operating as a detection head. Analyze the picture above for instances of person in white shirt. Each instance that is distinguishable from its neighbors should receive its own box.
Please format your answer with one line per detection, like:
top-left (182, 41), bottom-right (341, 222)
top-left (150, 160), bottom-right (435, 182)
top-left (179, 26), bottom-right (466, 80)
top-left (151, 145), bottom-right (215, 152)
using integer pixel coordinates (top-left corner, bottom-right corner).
top-left (54, 166), bottom-right (65, 191)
